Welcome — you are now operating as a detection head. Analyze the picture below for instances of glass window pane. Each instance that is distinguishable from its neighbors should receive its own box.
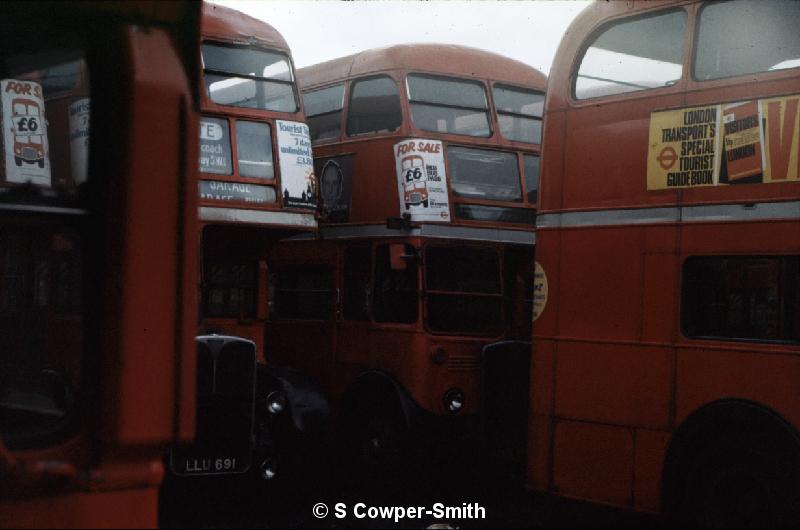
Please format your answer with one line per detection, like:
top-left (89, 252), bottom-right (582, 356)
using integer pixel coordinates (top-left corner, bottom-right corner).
top-left (427, 295), bottom-right (503, 336)
top-left (343, 246), bottom-right (371, 321)
top-left (425, 246), bottom-right (501, 294)
top-left (410, 103), bottom-right (490, 137)
top-left (236, 120), bottom-right (273, 179)
top-left (303, 84), bottom-right (344, 117)
top-left (202, 44), bottom-right (294, 82)
top-left (695, 0), bottom-right (800, 80)
top-left (205, 74), bottom-right (296, 112)
top-left (407, 75), bottom-right (488, 109)
top-left (682, 256), bottom-right (799, 342)
top-left (373, 244), bottom-right (417, 324)
top-left (523, 154), bottom-right (540, 203)
top-left (346, 76), bottom-right (402, 136)
top-left (498, 114), bottom-right (541, 143)
top-left (199, 116), bottom-right (232, 175)
top-left (308, 113), bottom-right (341, 142)
top-left (453, 204), bottom-right (535, 225)
top-left (447, 146), bottom-right (521, 201)
top-left (575, 10), bottom-right (685, 100)
top-left (274, 266), bottom-right (334, 321)
top-left (493, 85), bottom-right (544, 117)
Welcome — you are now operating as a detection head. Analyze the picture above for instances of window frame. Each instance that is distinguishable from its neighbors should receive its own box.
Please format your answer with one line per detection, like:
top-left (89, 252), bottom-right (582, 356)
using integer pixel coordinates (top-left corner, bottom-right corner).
top-left (571, 7), bottom-right (689, 102)
top-left (345, 74), bottom-right (403, 138)
top-left (491, 82), bottom-right (545, 144)
top-left (422, 242), bottom-right (506, 337)
top-left (201, 41), bottom-right (300, 113)
top-left (302, 82), bottom-right (345, 143)
top-left (680, 255), bottom-right (800, 345)
top-left (406, 72), bottom-right (494, 138)
top-left (691, 0), bottom-right (800, 83)
top-left (272, 264), bottom-right (336, 322)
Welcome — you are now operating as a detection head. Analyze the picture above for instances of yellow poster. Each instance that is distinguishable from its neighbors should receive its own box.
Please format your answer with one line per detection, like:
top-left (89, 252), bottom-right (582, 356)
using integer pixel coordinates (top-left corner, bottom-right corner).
top-left (761, 94), bottom-right (800, 183)
top-left (648, 95), bottom-right (800, 190)
top-left (647, 105), bottom-right (720, 190)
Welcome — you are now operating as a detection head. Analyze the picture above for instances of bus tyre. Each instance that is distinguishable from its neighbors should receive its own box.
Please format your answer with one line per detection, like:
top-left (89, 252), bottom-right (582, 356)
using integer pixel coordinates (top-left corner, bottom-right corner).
top-left (673, 430), bottom-right (800, 528)
top-left (14, 156), bottom-right (21, 167)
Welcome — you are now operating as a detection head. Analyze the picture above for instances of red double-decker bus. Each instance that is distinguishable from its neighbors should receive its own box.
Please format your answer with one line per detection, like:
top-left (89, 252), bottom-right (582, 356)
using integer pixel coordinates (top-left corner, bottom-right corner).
top-left (165, 3), bottom-right (327, 490)
top-left (0, 1), bottom-right (200, 527)
top-left (266, 44), bottom-right (544, 480)
top-left (528, 0), bottom-right (800, 526)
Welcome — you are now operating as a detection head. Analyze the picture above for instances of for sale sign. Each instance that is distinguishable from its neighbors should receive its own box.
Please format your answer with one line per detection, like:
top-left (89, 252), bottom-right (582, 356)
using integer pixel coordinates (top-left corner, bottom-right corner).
top-left (394, 138), bottom-right (450, 222)
top-left (2, 79), bottom-right (51, 186)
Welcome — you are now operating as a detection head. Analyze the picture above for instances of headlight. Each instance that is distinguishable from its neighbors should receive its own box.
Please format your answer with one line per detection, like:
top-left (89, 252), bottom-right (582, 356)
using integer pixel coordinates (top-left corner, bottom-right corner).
top-left (443, 388), bottom-right (464, 414)
top-left (266, 391), bottom-right (287, 414)
top-left (260, 458), bottom-right (277, 481)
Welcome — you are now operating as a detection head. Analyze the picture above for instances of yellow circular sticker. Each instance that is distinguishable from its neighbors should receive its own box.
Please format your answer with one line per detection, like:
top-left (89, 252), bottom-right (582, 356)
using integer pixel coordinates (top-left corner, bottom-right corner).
top-left (532, 261), bottom-right (548, 322)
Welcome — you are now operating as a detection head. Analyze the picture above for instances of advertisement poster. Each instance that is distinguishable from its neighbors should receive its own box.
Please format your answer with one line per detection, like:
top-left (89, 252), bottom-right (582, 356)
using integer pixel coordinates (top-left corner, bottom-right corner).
top-left (199, 117), bottom-right (232, 175)
top-left (276, 120), bottom-right (316, 209)
top-left (647, 104), bottom-right (721, 190)
top-left (532, 261), bottom-right (548, 322)
top-left (2, 79), bottom-right (51, 186)
top-left (762, 94), bottom-right (800, 183)
top-left (722, 100), bottom-right (762, 182)
top-left (69, 98), bottom-right (90, 185)
top-left (647, 94), bottom-right (800, 190)
top-left (394, 138), bottom-right (450, 222)
top-left (316, 154), bottom-right (353, 222)
top-left (199, 180), bottom-right (276, 204)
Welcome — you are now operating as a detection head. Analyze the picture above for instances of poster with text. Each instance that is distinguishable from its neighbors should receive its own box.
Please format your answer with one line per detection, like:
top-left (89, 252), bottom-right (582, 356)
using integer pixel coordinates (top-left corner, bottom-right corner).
top-left (276, 120), bottom-right (316, 209)
top-left (721, 100), bottom-right (762, 183)
top-left (394, 138), bottom-right (450, 222)
top-left (69, 98), bottom-right (90, 186)
top-left (647, 104), bottom-right (721, 190)
top-left (647, 94), bottom-right (800, 190)
top-left (2, 79), bottom-right (51, 186)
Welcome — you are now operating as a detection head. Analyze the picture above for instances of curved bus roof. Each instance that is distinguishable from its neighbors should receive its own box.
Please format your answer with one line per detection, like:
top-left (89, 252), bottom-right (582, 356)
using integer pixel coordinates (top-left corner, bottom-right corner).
top-left (201, 2), bottom-right (290, 52)
top-left (299, 43), bottom-right (547, 91)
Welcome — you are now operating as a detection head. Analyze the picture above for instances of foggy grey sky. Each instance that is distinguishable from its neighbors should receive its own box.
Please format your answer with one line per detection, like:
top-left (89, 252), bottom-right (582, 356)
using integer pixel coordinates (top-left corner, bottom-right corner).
top-left (211, 1), bottom-right (591, 75)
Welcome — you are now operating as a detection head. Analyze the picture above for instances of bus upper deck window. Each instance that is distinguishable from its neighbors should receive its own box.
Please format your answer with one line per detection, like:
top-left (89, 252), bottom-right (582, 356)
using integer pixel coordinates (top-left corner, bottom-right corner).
top-left (695, 0), bottom-right (800, 80)
top-left (574, 10), bottom-right (685, 100)
top-left (303, 84), bottom-right (344, 141)
top-left (346, 76), bottom-right (402, 136)
top-left (407, 74), bottom-right (490, 137)
top-left (202, 43), bottom-right (298, 112)
top-left (493, 84), bottom-right (543, 143)
top-left (236, 120), bottom-right (273, 179)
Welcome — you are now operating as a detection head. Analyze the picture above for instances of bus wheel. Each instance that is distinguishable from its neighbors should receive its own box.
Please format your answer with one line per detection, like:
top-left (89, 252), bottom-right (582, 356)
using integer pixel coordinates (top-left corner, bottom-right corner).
top-left (14, 156), bottom-right (21, 166)
top-left (674, 432), bottom-right (800, 528)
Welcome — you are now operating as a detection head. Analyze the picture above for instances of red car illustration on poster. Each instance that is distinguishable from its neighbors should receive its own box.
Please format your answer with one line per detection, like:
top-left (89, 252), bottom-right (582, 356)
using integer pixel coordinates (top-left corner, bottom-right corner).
top-left (401, 154), bottom-right (429, 209)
